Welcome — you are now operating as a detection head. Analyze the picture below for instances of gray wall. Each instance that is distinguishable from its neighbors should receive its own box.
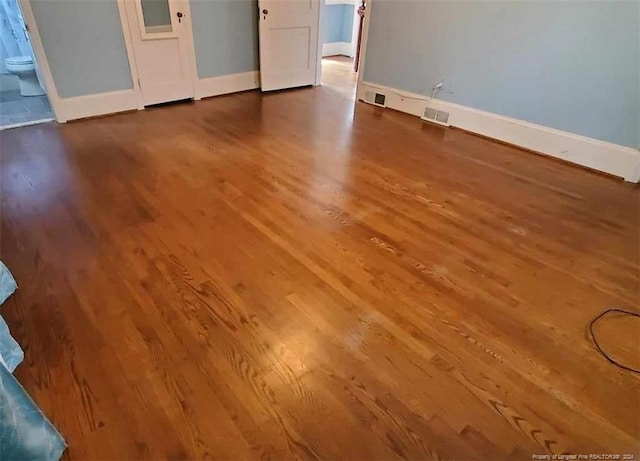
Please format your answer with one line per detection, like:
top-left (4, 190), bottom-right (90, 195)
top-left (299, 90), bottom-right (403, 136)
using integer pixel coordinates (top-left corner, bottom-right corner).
top-left (30, 0), bottom-right (133, 98)
top-left (324, 4), bottom-right (354, 43)
top-left (30, 0), bottom-right (261, 97)
top-left (363, 1), bottom-right (640, 148)
top-left (190, 0), bottom-right (259, 79)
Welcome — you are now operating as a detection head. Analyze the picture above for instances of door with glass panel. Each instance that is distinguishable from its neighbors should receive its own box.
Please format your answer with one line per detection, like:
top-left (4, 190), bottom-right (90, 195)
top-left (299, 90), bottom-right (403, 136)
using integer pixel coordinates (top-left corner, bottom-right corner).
top-left (125, 0), bottom-right (195, 106)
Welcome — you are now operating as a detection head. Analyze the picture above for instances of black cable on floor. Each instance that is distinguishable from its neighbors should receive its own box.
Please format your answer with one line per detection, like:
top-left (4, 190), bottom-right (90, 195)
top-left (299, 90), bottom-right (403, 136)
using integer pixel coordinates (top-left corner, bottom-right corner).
top-left (589, 308), bottom-right (640, 374)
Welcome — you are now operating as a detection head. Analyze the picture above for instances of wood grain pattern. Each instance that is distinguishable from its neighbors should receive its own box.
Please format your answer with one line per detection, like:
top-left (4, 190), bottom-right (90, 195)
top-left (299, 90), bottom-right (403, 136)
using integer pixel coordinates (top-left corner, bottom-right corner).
top-left (0, 63), bottom-right (638, 460)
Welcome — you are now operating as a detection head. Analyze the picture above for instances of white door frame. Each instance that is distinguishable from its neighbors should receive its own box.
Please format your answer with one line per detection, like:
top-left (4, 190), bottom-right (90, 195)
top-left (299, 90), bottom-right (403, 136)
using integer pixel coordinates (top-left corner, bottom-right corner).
top-left (354, 0), bottom-right (371, 97)
top-left (315, 0), bottom-right (325, 85)
top-left (16, 0), bottom-right (63, 122)
top-left (115, 0), bottom-right (200, 107)
top-left (115, 0), bottom-right (144, 110)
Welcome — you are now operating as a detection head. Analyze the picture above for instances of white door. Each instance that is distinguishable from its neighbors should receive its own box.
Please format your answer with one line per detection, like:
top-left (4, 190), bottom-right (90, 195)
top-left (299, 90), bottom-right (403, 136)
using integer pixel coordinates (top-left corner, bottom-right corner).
top-left (125, 0), bottom-right (195, 106)
top-left (258, 0), bottom-right (321, 91)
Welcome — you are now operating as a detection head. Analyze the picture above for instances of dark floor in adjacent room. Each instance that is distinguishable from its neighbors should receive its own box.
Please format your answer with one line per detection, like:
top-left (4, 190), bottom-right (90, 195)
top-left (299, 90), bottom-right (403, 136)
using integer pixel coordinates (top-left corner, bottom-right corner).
top-left (0, 73), bottom-right (54, 128)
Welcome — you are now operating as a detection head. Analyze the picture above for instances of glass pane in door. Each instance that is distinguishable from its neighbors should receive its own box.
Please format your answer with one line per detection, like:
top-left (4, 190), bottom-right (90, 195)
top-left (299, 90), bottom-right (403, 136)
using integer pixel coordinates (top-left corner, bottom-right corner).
top-left (140, 0), bottom-right (172, 33)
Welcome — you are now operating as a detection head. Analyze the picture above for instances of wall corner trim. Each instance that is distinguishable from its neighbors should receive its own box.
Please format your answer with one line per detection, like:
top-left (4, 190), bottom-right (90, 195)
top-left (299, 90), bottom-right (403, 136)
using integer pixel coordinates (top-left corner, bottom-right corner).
top-left (195, 71), bottom-right (260, 100)
top-left (322, 42), bottom-right (353, 57)
top-left (358, 81), bottom-right (640, 183)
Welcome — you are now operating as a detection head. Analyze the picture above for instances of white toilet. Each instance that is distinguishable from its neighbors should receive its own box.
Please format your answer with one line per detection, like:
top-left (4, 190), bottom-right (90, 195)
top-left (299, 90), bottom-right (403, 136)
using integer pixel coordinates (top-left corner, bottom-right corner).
top-left (5, 56), bottom-right (45, 96)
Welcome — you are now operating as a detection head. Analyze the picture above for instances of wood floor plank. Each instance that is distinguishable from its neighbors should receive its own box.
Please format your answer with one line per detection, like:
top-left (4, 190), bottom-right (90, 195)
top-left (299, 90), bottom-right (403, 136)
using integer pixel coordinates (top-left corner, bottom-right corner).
top-left (1, 60), bottom-right (638, 460)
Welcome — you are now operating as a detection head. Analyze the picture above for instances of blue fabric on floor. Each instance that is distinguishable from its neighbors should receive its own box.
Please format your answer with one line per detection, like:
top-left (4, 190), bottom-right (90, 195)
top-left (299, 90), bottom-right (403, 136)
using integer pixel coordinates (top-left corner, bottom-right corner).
top-left (0, 316), bottom-right (23, 372)
top-left (0, 261), bottom-right (17, 306)
top-left (0, 260), bottom-right (67, 460)
top-left (0, 261), bottom-right (21, 371)
top-left (0, 364), bottom-right (67, 461)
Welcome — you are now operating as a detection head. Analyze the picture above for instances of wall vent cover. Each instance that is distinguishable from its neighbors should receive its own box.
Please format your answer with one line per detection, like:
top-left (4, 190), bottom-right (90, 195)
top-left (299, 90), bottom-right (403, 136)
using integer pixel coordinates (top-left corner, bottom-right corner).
top-left (364, 91), bottom-right (387, 107)
top-left (421, 105), bottom-right (450, 126)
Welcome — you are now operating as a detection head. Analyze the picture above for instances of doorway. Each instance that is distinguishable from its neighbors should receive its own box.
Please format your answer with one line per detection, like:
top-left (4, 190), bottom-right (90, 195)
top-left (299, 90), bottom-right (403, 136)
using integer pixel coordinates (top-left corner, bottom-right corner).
top-left (255, 0), bottom-right (366, 95)
top-left (0, 0), bottom-right (53, 129)
top-left (320, 0), bottom-right (365, 100)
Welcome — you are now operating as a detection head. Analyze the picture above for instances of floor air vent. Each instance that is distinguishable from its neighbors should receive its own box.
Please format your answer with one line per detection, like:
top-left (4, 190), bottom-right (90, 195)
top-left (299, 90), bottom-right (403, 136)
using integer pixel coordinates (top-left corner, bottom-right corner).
top-left (421, 106), bottom-right (450, 127)
top-left (364, 91), bottom-right (386, 107)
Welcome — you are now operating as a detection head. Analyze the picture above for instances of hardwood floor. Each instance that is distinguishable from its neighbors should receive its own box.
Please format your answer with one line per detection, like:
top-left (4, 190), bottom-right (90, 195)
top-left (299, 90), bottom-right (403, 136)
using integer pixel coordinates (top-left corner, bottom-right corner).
top-left (1, 73), bottom-right (638, 460)
top-left (321, 56), bottom-right (357, 100)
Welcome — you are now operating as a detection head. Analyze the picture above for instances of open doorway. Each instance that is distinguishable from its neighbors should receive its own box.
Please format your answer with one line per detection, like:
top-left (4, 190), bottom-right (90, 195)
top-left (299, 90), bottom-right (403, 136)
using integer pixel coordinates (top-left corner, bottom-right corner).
top-left (320, 0), bottom-right (365, 100)
top-left (0, 0), bottom-right (53, 129)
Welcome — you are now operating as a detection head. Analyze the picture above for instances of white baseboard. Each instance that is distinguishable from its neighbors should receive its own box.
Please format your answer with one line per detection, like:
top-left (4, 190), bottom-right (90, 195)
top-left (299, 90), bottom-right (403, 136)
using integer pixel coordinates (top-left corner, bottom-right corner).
top-left (57, 72), bottom-right (260, 122)
top-left (323, 42), bottom-right (353, 58)
top-left (195, 71), bottom-right (260, 100)
top-left (57, 89), bottom-right (138, 123)
top-left (0, 117), bottom-right (55, 131)
top-left (358, 81), bottom-right (640, 183)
